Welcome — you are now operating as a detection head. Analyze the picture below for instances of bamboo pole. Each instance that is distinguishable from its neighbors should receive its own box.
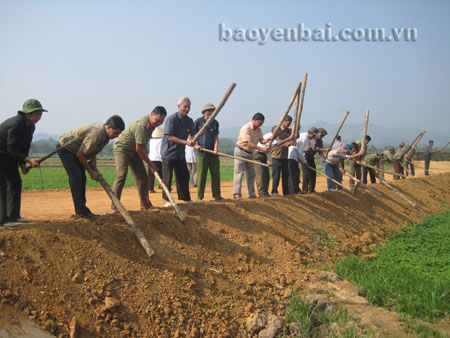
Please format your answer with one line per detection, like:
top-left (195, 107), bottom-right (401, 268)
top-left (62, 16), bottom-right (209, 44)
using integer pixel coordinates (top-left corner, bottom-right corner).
top-left (192, 83), bottom-right (236, 143)
top-left (360, 110), bottom-right (370, 154)
top-left (326, 111), bottom-right (350, 157)
top-left (98, 176), bottom-right (155, 258)
top-left (307, 165), bottom-right (352, 192)
top-left (379, 179), bottom-right (416, 206)
top-left (291, 82), bottom-right (302, 139)
top-left (154, 172), bottom-right (185, 221)
top-left (344, 171), bottom-right (382, 196)
top-left (296, 73), bottom-right (308, 130)
top-left (24, 138), bottom-right (80, 170)
top-left (360, 162), bottom-right (406, 178)
top-left (439, 141), bottom-right (450, 152)
top-left (267, 81), bottom-right (302, 148)
top-left (200, 147), bottom-right (270, 167)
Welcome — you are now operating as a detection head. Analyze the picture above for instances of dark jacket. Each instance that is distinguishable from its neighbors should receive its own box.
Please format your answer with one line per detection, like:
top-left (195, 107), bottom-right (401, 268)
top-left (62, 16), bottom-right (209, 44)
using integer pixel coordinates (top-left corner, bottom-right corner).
top-left (0, 114), bottom-right (35, 163)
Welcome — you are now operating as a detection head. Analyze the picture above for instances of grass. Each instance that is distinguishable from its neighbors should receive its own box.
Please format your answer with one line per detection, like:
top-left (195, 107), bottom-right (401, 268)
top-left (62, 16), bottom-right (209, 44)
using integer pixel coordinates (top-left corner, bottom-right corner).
top-left (20, 164), bottom-right (236, 190)
top-left (21, 157), bottom-right (326, 190)
top-left (279, 292), bottom-right (371, 337)
top-left (334, 211), bottom-right (450, 321)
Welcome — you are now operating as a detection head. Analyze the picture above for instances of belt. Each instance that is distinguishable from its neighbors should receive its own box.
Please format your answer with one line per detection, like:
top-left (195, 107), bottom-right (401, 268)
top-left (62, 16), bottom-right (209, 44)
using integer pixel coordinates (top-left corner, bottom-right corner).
top-left (237, 146), bottom-right (252, 155)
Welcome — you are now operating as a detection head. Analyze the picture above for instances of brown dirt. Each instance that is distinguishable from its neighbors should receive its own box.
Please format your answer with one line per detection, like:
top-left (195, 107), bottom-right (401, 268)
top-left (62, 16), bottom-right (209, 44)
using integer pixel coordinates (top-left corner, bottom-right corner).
top-left (0, 164), bottom-right (449, 337)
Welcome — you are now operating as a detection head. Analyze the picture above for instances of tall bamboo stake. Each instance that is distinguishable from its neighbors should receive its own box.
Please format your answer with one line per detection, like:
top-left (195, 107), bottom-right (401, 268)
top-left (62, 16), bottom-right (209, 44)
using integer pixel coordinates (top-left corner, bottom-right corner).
top-left (326, 111), bottom-right (350, 157)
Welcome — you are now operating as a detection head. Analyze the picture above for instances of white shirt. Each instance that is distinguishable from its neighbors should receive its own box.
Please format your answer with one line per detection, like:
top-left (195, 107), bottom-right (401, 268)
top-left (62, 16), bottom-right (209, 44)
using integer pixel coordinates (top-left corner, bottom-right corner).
top-left (332, 140), bottom-right (343, 150)
top-left (185, 145), bottom-right (197, 163)
top-left (288, 132), bottom-right (308, 163)
top-left (257, 132), bottom-right (272, 148)
top-left (149, 138), bottom-right (162, 162)
top-left (326, 147), bottom-right (349, 165)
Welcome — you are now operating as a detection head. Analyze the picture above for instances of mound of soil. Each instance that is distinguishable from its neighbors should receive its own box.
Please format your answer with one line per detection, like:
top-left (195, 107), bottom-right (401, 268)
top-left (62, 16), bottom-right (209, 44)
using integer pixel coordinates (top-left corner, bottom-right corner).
top-left (1, 174), bottom-right (449, 337)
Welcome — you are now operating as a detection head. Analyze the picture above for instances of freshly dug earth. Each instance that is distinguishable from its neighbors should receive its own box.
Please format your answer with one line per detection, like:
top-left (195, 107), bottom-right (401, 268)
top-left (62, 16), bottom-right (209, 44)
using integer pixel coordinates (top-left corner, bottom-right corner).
top-left (1, 173), bottom-right (450, 337)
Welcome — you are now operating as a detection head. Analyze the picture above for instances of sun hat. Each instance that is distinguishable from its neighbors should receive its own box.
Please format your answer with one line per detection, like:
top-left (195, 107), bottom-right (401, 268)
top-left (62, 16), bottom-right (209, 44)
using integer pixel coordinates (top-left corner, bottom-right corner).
top-left (308, 127), bottom-right (318, 135)
top-left (388, 146), bottom-right (395, 152)
top-left (399, 142), bottom-right (405, 147)
top-left (201, 103), bottom-right (216, 114)
top-left (18, 99), bottom-right (47, 114)
top-left (317, 128), bottom-right (327, 136)
top-left (151, 127), bottom-right (164, 139)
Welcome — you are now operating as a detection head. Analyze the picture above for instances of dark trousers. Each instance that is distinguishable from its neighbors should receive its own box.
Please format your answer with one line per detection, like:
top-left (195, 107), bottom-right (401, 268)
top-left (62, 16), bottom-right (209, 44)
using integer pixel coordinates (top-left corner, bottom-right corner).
top-left (393, 161), bottom-right (404, 180)
top-left (271, 158), bottom-right (290, 195)
top-left (147, 161), bottom-right (162, 191)
top-left (349, 160), bottom-right (361, 188)
top-left (301, 155), bottom-right (316, 193)
top-left (363, 166), bottom-right (376, 184)
top-left (58, 147), bottom-right (91, 215)
top-left (424, 156), bottom-right (431, 175)
top-left (254, 152), bottom-right (270, 196)
top-left (288, 159), bottom-right (301, 194)
top-left (0, 155), bottom-right (22, 224)
top-left (406, 161), bottom-right (415, 176)
top-left (161, 158), bottom-right (191, 201)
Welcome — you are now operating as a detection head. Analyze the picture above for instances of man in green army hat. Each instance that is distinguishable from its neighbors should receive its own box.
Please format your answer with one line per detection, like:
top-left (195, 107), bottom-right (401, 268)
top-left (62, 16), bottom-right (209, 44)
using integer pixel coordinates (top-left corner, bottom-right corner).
top-left (379, 146), bottom-right (395, 180)
top-left (349, 135), bottom-right (371, 189)
top-left (393, 141), bottom-right (407, 180)
top-left (0, 99), bottom-right (46, 227)
top-left (362, 152), bottom-right (383, 184)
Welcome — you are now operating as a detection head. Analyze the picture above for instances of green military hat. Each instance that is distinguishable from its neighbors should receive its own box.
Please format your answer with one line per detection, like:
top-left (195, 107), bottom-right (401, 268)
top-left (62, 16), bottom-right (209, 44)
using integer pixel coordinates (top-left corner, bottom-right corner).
top-left (308, 126), bottom-right (319, 135)
top-left (399, 142), bottom-right (405, 147)
top-left (19, 99), bottom-right (47, 114)
top-left (388, 146), bottom-right (395, 152)
top-left (201, 103), bottom-right (216, 114)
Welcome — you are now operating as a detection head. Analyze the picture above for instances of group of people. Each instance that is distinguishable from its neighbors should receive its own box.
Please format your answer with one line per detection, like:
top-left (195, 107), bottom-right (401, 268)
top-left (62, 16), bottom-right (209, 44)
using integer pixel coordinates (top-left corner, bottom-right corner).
top-left (0, 98), bottom-right (444, 227)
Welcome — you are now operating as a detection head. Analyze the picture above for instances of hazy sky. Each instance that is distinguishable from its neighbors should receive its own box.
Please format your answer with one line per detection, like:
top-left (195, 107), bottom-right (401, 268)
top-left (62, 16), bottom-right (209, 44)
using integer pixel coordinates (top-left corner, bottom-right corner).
top-left (1, 0), bottom-right (449, 137)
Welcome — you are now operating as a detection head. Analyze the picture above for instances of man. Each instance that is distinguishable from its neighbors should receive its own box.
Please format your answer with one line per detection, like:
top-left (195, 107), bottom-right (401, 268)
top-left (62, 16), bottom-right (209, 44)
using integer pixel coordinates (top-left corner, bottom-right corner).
top-left (349, 135), bottom-right (371, 189)
top-left (111, 106), bottom-right (167, 214)
top-left (271, 116), bottom-right (294, 196)
top-left (393, 141), bottom-right (407, 180)
top-left (147, 127), bottom-right (164, 193)
top-left (0, 99), bottom-right (45, 227)
top-left (302, 127), bottom-right (322, 193)
top-left (59, 116), bottom-right (125, 219)
top-left (316, 128), bottom-right (329, 190)
top-left (325, 143), bottom-right (363, 191)
top-left (233, 113), bottom-right (270, 199)
top-left (362, 152), bottom-right (383, 184)
top-left (255, 126), bottom-right (274, 197)
top-left (379, 146), bottom-right (395, 180)
top-left (193, 103), bottom-right (223, 201)
top-left (161, 97), bottom-right (196, 206)
top-left (332, 135), bottom-right (343, 150)
top-left (288, 127), bottom-right (313, 194)
top-left (405, 147), bottom-right (416, 177)
top-left (425, 140), bottom-right (441, 176)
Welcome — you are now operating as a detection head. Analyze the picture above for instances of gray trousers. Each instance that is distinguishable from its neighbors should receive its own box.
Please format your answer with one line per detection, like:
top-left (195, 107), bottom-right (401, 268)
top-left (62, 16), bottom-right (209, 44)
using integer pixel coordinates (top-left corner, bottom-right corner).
top-left (187, 162), bottom-right (197, 187)
top-left (349, 160), bottom-right (361, 189)
top-left (233, 147), bottom-right (256, 197)
top-left (112, 150), bottom-right (151, 209)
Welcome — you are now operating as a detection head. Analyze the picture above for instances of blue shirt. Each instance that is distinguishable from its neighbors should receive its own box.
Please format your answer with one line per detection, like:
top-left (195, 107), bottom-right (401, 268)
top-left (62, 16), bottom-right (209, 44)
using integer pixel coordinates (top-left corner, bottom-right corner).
top-left (193, 116), bottom-right (219, 156)
top-left (161, 112), bottom-right (195, 160)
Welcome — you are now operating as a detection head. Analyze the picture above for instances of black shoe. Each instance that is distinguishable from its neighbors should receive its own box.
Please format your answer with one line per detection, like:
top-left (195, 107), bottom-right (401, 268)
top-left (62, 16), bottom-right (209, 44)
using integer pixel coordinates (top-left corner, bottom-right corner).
top-left (88, 212), bottom-right (100, 217)
top-left (77, 213), bottom-right (95, 220)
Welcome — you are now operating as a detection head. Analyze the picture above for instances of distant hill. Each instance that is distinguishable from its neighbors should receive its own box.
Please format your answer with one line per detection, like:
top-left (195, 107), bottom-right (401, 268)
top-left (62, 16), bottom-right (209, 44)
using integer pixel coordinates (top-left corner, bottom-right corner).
top-left (219, 122), bottom-right (450, 149)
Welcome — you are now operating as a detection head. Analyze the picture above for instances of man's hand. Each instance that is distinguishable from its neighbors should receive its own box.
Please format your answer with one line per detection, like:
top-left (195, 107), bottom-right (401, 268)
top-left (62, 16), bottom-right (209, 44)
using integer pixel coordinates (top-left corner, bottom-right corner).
top-left (340, 168), bottom-right (345, 175)
top-left (27, 158), bottom-right (40, 168)
top-left (194, 144), bottom-right (201, 151)
top-left (148, 162), bottom-right (158, 174)
top-left (90, 171), bottom-right (102, 182)
top-left (213, 148), bottom-right (218, 155)
top-left (260, 146), bottom-right (270, 153)
top-left (20, 163), bottom-right (29, 175)
top-left (186, 140), bottom-right (195, 147)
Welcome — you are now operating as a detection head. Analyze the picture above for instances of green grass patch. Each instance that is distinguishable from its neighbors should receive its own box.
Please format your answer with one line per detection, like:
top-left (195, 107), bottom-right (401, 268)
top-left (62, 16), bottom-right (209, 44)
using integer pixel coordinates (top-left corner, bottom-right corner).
top-left (279, 292), bottom-right (371, 337)
top-left (334, 211), bottom-right (450, 321)
top-left (21, 165), bottom-right (236, 190)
